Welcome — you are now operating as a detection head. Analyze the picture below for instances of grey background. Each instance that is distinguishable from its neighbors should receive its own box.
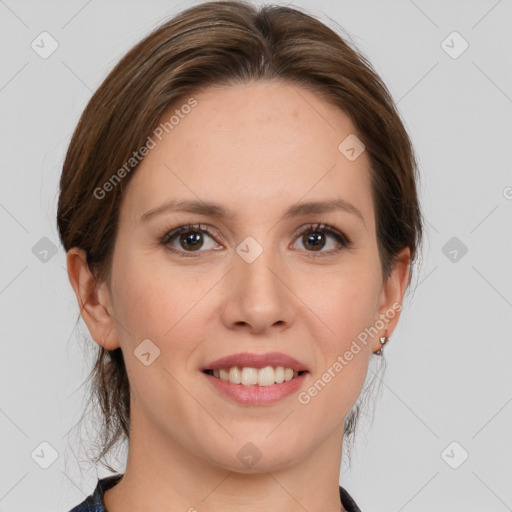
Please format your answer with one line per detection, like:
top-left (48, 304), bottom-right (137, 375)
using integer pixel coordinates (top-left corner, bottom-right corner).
top-left (1, 0), bottom-right (511, 510)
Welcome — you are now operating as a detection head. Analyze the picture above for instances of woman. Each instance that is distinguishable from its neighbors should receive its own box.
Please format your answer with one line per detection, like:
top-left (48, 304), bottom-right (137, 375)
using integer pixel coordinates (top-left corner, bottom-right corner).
top-left (59, 1), bottom-right (423, 510)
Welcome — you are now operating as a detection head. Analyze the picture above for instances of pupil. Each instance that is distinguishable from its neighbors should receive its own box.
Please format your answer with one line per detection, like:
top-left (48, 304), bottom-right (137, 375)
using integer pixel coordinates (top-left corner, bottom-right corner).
top-left (305, 232), bottom-right (324, 251)
top-left (181, 231), bottom-right (202, 250)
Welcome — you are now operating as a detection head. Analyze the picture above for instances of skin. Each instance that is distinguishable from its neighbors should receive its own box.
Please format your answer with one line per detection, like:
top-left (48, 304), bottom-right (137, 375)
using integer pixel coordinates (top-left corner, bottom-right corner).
top-left (67, 81), bottom-right (410, 512)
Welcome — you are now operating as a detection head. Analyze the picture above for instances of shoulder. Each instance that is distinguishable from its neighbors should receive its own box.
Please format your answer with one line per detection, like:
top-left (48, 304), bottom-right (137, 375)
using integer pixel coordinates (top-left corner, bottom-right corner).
top-left (68, 474), bottom-right (124, 512)
top-left (339, 484), bottom-right (363, 512)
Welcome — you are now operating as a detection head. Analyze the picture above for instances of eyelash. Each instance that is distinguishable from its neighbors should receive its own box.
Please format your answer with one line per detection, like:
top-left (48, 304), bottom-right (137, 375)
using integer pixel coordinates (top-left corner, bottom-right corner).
top-left (159, 222), bottom-right (352, 258)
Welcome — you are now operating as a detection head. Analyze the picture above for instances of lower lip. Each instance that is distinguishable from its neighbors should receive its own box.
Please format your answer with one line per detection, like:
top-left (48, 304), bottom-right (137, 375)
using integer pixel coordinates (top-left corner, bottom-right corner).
top-left (202, 371), bottom-right (308, 405)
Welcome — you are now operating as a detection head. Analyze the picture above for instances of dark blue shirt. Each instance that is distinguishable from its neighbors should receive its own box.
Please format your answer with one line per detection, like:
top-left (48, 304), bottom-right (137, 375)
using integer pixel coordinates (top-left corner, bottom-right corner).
top-left (68, 474), bottom-right (362, 512)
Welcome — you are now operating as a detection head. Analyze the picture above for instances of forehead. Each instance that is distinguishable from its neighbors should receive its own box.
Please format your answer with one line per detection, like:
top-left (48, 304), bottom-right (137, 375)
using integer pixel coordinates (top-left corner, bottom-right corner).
top-left (121, 81), bottom-right (374, 227)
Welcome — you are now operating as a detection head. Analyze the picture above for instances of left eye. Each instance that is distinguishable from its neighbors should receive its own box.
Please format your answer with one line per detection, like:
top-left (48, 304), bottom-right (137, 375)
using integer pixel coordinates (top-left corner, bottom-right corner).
top-left (160, 222), bottom-right (351, 257)
top-left (291, 223), bottom-right (351, 255)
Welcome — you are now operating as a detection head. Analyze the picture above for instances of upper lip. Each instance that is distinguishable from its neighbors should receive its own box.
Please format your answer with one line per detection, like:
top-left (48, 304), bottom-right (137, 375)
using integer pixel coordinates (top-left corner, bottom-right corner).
top-left (203, 352), bottom-right (309, 372)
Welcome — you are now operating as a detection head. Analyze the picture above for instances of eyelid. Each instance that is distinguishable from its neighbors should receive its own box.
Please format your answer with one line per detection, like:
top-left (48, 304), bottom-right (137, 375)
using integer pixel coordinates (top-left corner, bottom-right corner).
top-left (293, 222), bottom-right (351, 246)
top-left (160, 223), bottom-right (223, 245)
top-left (290, 223), bottom-right (352, 257)
top-left (160, 221), bottom-right (352, 257)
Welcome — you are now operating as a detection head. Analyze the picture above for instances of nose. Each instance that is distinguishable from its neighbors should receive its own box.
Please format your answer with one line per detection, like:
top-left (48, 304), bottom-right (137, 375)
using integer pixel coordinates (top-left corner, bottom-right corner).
top-left (220, 241), bottom-right (296, 335)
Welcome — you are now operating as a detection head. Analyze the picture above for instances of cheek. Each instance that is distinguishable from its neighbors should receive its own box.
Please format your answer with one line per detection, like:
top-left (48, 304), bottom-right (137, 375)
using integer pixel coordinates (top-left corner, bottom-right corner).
top-left (294, 265), bottom-right (379, 415)
top-left (299, 261), bottom-right (381, 342)
top-left (111, 249), bottom-right (209, 342)
top-left (109, 257), bottom-right (209, 415)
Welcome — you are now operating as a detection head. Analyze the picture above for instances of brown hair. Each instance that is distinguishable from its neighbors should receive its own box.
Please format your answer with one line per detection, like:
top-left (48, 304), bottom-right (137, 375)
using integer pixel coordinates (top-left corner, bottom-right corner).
top-left (57, 0), bottom-right (423, 470)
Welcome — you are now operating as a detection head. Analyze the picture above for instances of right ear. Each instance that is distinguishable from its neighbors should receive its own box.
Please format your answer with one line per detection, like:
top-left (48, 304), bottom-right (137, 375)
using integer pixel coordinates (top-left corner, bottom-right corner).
top-left (66, 247), bottom-right (120, 351)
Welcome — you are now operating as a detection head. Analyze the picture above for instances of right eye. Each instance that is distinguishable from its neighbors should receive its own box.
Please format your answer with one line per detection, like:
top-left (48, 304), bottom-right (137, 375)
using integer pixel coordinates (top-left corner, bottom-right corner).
top-left (160, 223), bottom-right (223, 256)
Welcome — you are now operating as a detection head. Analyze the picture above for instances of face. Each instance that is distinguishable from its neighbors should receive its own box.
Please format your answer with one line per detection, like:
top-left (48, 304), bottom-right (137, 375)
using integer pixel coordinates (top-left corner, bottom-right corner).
top-left (70, 81), bottom-right (409, 473)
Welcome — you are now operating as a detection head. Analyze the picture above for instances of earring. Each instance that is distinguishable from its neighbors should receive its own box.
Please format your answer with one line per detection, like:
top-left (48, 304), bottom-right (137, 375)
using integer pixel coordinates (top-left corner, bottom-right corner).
top-left (374, 335), bottom-right (389, 356)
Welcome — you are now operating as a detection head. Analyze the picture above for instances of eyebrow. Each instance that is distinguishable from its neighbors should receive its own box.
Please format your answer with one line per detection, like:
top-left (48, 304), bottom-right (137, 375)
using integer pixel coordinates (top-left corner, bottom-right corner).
top-left (140, 198), bottom-right (366, 228)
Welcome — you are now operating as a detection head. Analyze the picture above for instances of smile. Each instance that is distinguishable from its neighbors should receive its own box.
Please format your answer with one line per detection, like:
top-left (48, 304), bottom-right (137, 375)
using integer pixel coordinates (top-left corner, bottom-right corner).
top-left (203, 366), bottom-right (307, 386)
top-left (202, 367), bottom-right (309, 405)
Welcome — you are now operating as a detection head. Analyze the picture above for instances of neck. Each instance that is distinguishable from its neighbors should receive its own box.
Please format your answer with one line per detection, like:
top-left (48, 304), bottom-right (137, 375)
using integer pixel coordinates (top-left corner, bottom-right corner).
top-left (103, 404), bottom-right (347, 512)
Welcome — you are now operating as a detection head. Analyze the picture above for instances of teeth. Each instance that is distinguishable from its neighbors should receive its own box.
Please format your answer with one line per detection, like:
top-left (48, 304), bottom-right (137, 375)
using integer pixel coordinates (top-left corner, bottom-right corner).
top-left (242, 367), bottom-right (258, 385)
top-left (229, 366), bottom-right (241, 384)
top-left (212, 366), bottom-right (301, 386)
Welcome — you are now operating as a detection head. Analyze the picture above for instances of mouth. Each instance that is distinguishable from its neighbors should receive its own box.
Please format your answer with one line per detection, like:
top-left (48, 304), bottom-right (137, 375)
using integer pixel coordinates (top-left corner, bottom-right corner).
top-left (201, 352), bottom-right (310, 404)
top-left (201, 364), bottom-right (309, 405)
top-left (202, 367), bottom-right (308, 387)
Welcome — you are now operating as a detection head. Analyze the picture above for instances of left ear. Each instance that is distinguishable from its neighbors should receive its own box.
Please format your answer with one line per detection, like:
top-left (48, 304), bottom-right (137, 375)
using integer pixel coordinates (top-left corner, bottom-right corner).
top-left (372, 247), bottom-right (411, 353)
